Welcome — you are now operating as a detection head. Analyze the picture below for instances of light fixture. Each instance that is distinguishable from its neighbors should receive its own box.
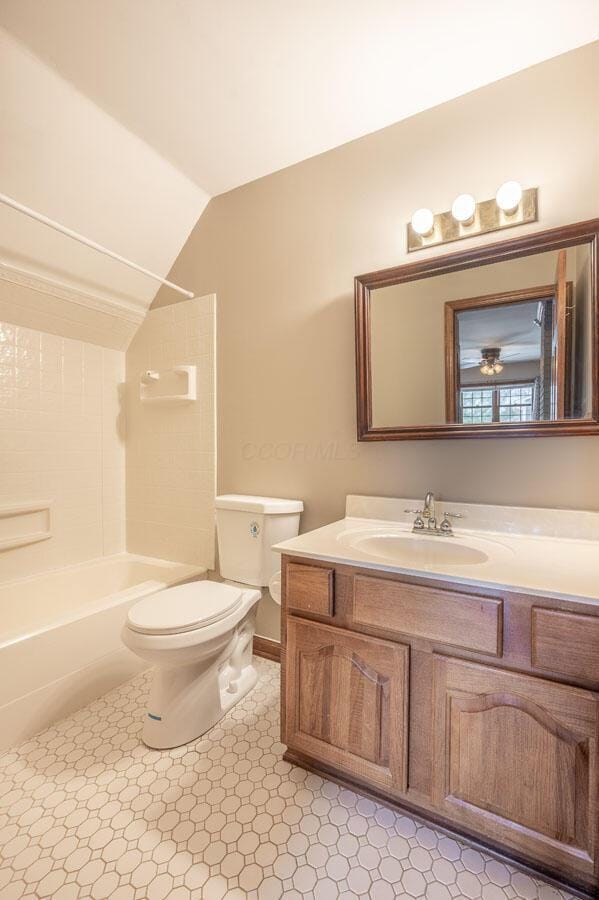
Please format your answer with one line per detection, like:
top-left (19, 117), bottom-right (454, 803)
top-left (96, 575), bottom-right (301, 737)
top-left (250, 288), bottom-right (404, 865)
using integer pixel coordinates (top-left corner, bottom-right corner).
top-left (479, 347), bottom-right (504, 376)
top-left (407, 184), bottom-right (537, 252)
top-left (495, 180), bottom-right (523, 215)
top-left (410, 207), bottom-right (434, 237)
top-left (451, 193), bottom-right (476, 225)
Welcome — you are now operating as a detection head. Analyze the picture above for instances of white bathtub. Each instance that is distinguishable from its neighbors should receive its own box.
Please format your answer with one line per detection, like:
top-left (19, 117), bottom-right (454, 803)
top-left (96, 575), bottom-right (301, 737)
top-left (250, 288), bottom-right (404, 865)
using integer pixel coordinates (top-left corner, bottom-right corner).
top-left (0, 554), bottom-right (206, 750)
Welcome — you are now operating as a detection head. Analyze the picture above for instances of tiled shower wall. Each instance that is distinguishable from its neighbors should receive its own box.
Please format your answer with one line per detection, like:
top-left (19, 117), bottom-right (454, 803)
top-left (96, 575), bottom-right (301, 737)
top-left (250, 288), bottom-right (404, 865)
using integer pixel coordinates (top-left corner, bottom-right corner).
top-left (126, 295), bottom-right (216, 567)
top-left (0, 321), bottom-right (125, 583)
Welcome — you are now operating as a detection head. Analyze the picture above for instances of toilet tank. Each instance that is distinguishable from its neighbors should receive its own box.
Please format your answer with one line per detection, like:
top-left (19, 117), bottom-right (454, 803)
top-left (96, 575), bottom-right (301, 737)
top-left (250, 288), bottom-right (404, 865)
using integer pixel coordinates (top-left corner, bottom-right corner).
top-left (215, 495), bottom-right (303, 586)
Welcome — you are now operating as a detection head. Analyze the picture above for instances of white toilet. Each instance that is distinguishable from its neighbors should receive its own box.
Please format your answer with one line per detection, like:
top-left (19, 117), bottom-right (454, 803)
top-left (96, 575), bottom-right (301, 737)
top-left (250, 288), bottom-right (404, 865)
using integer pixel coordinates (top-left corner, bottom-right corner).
top-left (122, 494), bottom-right (302, 749)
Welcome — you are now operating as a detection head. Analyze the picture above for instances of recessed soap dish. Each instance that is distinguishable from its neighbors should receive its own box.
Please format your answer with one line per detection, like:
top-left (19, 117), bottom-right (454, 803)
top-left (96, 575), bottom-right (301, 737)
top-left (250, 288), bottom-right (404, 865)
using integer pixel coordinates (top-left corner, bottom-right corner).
top-left (139, 366), bottom-right (197, 403)
top-left (0, 501), bottom-right (53, 551)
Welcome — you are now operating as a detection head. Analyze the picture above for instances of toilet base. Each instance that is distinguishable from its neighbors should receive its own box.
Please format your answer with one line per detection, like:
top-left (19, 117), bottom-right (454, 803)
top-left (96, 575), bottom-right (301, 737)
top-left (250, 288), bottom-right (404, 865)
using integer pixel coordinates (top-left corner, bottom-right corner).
top-left (142, 630), bottom-right (258, 749)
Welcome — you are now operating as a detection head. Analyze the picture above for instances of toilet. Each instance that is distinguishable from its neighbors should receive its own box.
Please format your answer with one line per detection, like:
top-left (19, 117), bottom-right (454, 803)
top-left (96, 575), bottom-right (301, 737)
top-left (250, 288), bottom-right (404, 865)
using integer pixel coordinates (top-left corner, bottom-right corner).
top-left (122, 494), bottom-right (302, 749)
top-left (268, 570), bottom-right (282, 605)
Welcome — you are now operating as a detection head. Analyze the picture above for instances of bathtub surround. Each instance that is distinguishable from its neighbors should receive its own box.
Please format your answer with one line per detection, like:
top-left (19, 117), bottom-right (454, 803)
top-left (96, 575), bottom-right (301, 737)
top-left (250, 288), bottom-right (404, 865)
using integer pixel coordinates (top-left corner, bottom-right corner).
top-left (0, 658), bottom-right (575, 900)
top-left (0, 294), bottom-right (217, 584)
top-left (0, 321), bottom-right (126, 583)
top-left (126, 296), bottom-right (216, 568)
top-left (0, 268), bottom-right (143, 351)
top-left (0, 555), bottom-right (203, 751)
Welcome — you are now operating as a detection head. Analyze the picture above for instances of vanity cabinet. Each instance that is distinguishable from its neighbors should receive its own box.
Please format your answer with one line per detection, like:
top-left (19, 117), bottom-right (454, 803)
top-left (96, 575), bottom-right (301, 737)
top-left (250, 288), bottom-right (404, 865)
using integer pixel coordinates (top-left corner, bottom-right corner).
top-left (432, 656), bottom-right (599, 882)
top-left (285, 618), bottom-right (409, 796)
top-left (352, 574), bottom-right (502, 656)
top-left (281, 556), bottom-right (599, 896)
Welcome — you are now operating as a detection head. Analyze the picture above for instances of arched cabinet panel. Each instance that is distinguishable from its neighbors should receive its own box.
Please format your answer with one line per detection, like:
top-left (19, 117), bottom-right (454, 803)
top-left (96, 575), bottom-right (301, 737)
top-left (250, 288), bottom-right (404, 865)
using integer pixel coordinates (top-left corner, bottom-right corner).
top-left (285, 618), bottom-right (409, 795)
top-left (432, 656), bottom-right (599, 882)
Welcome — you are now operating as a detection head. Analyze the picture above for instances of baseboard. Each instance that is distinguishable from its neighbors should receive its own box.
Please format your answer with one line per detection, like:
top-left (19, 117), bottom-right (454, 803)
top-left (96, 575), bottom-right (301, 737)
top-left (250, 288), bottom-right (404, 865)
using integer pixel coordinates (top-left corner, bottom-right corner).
top-left (253, 636), bottom-right (281, 662)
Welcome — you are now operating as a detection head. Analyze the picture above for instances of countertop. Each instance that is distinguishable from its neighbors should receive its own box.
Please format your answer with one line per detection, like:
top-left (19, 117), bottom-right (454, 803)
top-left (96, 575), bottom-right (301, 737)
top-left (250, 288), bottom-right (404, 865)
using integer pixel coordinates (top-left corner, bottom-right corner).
top-left (273, 515), bottom-right (599, 606)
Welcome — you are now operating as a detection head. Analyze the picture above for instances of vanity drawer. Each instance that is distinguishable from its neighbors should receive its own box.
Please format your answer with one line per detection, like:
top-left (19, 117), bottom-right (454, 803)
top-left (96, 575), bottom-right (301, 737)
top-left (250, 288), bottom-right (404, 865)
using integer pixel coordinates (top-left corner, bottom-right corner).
top-left (286, 562), bottom-right (334, 617)
top-left (532, 608), bottom-right (599, 683)
top-left (352, 576), bottom-right (502, 656)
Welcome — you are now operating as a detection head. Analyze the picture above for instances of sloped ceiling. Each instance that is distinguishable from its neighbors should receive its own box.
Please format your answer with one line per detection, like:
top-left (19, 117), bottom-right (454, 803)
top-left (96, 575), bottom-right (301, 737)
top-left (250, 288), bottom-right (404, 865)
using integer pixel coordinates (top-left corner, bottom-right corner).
top-left (0, 28), bottom-right (208, 344)
top-left (0, 1), bottom-right (597, 346)
top-left (3, 0), bottom-right (598, 196)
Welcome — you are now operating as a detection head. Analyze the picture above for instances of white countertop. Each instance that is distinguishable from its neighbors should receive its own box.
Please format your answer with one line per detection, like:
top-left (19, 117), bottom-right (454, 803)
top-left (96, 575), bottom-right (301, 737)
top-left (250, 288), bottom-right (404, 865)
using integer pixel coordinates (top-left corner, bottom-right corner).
top-left (273, 496), bottom-right (599, 605)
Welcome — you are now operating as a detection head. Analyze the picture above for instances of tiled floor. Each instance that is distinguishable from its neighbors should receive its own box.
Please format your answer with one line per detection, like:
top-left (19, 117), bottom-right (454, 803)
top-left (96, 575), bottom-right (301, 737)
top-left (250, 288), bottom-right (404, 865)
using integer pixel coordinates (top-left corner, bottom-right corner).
top-left (0, 658), bottom-right (575, 900)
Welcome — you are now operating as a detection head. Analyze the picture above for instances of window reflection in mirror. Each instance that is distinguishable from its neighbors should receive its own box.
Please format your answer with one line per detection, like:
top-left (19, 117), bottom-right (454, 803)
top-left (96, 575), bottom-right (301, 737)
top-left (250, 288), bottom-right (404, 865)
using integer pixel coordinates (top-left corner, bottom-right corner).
top-left (369, 243), bottom-right (593, 429)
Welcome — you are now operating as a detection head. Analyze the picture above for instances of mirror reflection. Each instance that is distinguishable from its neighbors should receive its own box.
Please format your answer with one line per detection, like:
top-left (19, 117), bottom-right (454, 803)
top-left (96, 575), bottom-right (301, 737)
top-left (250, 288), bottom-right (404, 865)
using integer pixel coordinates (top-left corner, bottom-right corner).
top-left (369, 243), bottom-right (593, 428)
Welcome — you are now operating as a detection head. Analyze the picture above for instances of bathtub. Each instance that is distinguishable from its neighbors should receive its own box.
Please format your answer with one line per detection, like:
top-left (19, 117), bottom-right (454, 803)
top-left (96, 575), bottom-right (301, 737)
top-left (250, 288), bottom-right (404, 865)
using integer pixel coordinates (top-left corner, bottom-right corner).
top-left (0, 554), bottom-right (206, 751)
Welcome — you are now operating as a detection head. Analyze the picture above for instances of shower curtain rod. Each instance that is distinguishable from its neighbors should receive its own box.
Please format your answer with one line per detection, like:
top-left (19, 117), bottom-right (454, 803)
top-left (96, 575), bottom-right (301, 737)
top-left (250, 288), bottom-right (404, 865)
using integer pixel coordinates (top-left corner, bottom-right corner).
top-left (0, 192), bottom-right (195, 299)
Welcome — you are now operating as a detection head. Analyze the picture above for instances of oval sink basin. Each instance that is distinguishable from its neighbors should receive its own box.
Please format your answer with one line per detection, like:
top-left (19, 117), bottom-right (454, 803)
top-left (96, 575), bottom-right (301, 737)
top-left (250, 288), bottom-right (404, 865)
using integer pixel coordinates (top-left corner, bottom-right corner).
top-left (342, 532), bottom-right (489, 567)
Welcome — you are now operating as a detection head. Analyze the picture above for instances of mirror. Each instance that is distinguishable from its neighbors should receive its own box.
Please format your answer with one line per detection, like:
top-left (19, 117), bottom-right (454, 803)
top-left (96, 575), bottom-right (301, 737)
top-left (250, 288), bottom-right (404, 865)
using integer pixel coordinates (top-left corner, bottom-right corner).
top-left (355, 220), bottom-right (598, 439)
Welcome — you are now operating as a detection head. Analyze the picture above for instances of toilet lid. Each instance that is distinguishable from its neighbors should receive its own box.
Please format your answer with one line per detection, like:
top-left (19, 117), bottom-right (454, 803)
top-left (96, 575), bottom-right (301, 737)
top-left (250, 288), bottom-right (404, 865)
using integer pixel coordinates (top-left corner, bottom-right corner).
top-left (127, 581), bottom-right (243, 635)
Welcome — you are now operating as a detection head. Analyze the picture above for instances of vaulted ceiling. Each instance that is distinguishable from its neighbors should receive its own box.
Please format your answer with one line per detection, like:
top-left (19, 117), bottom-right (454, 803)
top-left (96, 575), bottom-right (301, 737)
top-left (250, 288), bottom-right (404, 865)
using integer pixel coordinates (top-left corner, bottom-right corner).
top-left (0, 1), bottom-right (597, 324)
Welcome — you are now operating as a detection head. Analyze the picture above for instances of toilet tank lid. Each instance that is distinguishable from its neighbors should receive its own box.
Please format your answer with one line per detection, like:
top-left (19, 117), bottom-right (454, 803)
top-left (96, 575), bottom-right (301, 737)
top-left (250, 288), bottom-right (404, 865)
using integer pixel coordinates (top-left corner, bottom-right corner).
top-left (216, 494), bottom-right (303, 514)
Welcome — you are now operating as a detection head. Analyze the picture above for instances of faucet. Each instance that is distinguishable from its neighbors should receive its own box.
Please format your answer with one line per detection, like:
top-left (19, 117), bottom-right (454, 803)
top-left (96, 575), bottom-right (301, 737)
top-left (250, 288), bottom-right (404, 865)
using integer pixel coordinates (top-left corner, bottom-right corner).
top-left (405, 491), bottom-right (463, 537)
top-left (423, 491), bottom-right (436, 529)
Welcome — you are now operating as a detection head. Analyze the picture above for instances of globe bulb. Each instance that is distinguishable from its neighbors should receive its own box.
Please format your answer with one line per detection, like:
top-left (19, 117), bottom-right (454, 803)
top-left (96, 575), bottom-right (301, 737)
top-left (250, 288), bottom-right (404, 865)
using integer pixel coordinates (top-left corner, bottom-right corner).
top-left (411, 208), bottom-right (434, 236)
top-left (451, 193), bottom-right (476, 224)
top-left (496, 181), bottom-right (523, 214)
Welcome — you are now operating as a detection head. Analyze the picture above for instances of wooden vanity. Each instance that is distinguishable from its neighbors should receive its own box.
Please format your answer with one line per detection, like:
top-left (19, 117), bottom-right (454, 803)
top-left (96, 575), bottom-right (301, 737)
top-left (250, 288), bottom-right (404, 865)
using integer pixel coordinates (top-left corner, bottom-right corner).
top-left (280, 555), bottom-right (599, 897)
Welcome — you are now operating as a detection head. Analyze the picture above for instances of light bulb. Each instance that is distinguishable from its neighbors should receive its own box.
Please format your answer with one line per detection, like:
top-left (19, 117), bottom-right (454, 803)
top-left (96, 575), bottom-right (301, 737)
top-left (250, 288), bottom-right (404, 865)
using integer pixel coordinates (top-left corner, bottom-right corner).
top-left (451, 193), bottom-right (476, 224)
top-left (480, 359), bottom-right (503, 376)
top-left (411, 208), bottom-right (434, 236)
top-left (495, 181), bottom-right (523, 214)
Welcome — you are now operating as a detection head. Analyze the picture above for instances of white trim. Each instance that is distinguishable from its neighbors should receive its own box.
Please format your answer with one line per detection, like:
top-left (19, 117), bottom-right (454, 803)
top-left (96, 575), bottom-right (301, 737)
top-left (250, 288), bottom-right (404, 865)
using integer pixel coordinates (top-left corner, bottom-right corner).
top-left (0, 261), bottom-right (146, 324)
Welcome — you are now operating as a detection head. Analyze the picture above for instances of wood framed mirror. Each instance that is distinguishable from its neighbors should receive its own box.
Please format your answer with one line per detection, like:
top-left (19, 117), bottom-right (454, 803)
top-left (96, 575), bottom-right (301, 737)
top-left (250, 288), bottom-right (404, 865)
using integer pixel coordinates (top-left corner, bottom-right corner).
top-left (355, 219), bottom-right (599, 440)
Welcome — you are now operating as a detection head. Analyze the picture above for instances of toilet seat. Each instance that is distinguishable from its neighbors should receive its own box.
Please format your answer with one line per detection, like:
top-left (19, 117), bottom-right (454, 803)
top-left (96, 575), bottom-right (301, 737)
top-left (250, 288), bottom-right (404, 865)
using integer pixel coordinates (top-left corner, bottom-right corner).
top-left (127, 581), bottom-right (243, 635)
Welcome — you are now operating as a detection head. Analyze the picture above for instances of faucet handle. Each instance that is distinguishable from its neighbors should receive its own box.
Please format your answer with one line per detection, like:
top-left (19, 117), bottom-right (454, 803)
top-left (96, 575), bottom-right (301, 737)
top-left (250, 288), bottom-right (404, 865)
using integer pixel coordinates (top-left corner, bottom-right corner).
top-left (439, 511), bottom-right (462, 535)
top-left (405, 508), bottom-right (423, 515)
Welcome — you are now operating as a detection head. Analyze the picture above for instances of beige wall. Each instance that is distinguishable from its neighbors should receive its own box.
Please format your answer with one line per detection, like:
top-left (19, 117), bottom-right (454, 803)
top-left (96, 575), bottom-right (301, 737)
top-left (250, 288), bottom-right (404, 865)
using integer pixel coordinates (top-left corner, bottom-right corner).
top-left (126, 297), bottom-right (216, 568)
top-left (0, 321), bottom-right (125, 583)
top-left (153, 45), bottom-right (599, 635)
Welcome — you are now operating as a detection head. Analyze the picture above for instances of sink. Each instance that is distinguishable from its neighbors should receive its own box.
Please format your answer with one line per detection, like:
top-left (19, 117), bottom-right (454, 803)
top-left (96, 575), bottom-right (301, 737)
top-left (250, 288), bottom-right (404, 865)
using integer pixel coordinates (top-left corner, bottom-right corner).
top-left (336, 526), bottom-right (506, 567)
top-left (352, 534), bottom-right (488, 566)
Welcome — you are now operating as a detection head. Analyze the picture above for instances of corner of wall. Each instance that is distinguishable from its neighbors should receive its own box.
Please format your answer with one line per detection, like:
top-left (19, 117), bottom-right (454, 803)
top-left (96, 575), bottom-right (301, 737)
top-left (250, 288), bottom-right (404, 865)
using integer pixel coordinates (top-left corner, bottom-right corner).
top-left (125, 295), bottom-right (216, 568)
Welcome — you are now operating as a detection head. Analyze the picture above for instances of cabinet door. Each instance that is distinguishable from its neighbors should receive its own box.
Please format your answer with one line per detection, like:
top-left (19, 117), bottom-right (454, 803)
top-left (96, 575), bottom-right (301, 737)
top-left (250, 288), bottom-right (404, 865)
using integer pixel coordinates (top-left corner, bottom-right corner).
top-left (432, 656), bottom-right (599, 883)
top-left (285, 618), bottom-right (409, 795)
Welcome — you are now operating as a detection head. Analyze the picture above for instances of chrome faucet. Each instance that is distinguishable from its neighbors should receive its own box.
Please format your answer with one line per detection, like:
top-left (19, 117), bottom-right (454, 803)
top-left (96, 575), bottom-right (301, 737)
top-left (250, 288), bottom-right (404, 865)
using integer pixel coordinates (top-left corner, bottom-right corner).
top-left (423, 491), bottom-right (436, 529)
top-left (405, 491), bottom-right (463, 537)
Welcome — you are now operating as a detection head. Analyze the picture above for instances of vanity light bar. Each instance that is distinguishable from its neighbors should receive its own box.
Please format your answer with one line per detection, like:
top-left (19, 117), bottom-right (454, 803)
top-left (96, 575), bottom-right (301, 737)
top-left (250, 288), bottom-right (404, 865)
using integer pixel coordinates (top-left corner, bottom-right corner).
top-left (407, 183), bottom-right (538, 252)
